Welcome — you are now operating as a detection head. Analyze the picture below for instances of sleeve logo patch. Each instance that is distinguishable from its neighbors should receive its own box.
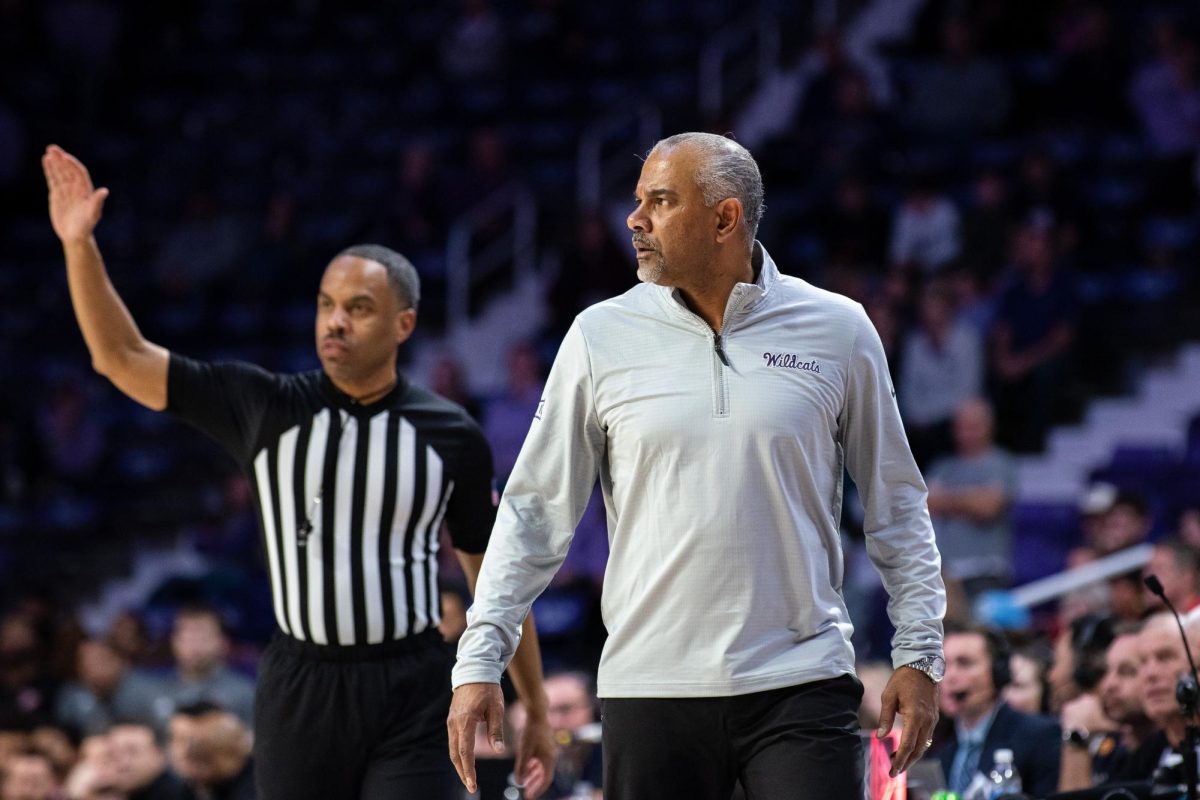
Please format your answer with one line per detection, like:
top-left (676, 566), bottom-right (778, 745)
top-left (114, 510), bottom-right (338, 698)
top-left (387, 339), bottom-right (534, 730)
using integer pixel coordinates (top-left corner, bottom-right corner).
top-left (762, 352), bottom-right (821, 374)
top-left (534, 397), bottom-right (546, 420)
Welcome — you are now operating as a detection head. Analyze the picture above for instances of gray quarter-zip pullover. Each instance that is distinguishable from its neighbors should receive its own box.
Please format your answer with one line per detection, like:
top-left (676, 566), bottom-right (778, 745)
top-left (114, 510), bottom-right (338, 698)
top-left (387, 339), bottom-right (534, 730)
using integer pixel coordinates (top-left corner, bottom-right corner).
top-left (454, 243), bottom-right (945, 697)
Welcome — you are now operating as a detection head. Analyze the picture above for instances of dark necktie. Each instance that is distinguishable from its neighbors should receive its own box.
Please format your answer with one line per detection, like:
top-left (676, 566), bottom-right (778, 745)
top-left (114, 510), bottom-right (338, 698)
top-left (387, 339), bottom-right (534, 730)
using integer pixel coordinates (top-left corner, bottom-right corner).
top-left (950, 738), bottom-right (983, 795)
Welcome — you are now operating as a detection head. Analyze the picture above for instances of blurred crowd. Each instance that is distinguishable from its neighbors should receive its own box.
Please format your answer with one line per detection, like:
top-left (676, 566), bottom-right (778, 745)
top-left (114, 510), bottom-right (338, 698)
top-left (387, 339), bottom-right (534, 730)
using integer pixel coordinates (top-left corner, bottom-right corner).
top-left (0, 601), bottom-right (255, 800)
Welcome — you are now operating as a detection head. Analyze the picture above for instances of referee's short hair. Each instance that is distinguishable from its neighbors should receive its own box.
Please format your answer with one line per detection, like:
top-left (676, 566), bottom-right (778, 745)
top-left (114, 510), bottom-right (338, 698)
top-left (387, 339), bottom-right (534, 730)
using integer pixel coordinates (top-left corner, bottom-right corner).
top-left (337, 244), bottom-right (421, 310)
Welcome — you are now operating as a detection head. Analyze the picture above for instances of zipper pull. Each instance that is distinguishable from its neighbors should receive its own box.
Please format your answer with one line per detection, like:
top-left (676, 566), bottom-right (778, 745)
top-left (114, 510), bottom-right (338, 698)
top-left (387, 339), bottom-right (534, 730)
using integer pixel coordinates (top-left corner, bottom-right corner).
top-left (713, 334), bottom-right (730, 367)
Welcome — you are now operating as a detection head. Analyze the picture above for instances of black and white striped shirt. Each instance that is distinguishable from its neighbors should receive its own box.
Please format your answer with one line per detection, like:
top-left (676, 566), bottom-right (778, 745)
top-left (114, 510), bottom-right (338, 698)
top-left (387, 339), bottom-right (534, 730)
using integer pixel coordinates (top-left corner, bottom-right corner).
top-left (168, 354), bottom-right (495, 647)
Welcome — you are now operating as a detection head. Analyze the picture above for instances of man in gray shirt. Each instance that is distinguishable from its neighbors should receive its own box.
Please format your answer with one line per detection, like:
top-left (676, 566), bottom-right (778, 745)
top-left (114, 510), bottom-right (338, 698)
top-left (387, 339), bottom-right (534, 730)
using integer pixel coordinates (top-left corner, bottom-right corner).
top-left (927, 398), bottom-right (1015, 597)
top-left (157, 605), bottom-right (256, 729)
top-left (447, 133), bottom-right (946, 799)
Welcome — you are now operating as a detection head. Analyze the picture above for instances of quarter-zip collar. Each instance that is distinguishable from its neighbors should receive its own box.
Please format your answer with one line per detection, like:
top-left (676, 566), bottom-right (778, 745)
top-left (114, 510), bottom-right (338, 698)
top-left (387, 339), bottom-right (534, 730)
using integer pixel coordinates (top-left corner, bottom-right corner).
top-left (652, 241), bottom-right (780, 328)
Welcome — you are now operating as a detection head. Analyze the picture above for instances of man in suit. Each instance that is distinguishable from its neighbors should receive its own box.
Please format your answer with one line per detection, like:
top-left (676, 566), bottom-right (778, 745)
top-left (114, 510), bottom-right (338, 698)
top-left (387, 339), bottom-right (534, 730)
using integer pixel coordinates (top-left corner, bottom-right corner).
top-left (935, 625), bottom-right (1061, 796)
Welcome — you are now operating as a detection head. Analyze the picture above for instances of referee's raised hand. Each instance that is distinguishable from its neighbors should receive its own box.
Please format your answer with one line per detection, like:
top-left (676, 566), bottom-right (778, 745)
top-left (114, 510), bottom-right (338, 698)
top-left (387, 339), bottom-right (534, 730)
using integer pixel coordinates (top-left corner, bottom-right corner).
top-left (43, 144), bottom-right (109, 245)
top-left (40, 144), bottom-right (169, 411)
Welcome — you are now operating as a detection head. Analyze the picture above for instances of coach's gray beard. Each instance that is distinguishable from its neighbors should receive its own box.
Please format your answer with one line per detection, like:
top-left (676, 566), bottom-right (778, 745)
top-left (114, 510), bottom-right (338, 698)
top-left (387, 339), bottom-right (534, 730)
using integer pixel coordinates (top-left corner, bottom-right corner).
top-left (637, 252), bottom-right (667, 284)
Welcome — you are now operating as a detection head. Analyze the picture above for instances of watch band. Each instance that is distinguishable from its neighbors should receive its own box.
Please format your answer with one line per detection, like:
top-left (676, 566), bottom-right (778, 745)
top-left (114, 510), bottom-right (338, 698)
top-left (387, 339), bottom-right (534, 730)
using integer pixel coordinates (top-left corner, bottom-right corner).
top-left (1062, 728), bottom-right (1090, 748)
top-left (903, 654), bottom-right (945, 684)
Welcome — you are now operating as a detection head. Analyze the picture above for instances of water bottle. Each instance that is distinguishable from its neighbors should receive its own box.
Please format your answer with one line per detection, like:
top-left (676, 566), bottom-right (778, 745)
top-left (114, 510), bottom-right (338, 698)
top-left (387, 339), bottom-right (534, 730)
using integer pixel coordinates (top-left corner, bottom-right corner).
top-left (986, 748), bottom-right (1022, 798)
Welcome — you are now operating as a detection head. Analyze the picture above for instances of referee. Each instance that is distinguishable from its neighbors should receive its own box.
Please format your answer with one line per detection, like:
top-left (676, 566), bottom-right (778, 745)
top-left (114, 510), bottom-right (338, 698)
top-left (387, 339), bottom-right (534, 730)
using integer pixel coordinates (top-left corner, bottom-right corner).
top-left (43, 145), bottom-right (556, 799)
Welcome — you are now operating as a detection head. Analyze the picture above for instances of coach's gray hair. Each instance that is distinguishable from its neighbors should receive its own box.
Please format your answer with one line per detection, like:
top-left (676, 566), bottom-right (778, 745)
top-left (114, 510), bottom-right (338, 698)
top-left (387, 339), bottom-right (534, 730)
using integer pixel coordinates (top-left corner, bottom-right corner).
top-left (337, 244), bottom-right (420, 309)
top-left (649, 132), bottom-right (765, 239)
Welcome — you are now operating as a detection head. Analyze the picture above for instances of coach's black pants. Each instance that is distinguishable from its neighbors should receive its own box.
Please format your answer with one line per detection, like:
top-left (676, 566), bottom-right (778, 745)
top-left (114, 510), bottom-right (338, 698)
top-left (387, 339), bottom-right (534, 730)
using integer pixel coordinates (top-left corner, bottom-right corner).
top-left (253, 630), bottom-right (457, 800)
top-left (602, 674), bottom-right (865, 800)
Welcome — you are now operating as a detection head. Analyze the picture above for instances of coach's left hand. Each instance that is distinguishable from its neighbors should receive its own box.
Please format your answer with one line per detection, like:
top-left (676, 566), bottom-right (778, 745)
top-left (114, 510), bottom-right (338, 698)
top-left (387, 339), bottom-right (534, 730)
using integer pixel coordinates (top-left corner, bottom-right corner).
top-left (876, 667), bottom-right (939, 778)
top-left (514, 707), bottom-right (555, 799)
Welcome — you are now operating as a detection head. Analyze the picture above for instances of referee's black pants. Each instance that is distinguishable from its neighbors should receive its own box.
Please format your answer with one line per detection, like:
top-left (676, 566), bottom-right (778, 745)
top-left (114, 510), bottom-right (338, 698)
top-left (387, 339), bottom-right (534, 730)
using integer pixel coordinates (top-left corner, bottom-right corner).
top-left (253, 629), bottom-right (458, 800)
top-left (601, 674), bottom-right (865, 800)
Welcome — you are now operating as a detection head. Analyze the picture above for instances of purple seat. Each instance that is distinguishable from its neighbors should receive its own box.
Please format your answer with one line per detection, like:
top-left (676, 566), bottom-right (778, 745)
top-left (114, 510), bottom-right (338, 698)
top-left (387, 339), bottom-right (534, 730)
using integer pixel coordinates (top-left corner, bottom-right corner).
top-left (1091, 446), bottom-right (1180, 496)
top-left (1011, 502), bottom-right (1080, 584)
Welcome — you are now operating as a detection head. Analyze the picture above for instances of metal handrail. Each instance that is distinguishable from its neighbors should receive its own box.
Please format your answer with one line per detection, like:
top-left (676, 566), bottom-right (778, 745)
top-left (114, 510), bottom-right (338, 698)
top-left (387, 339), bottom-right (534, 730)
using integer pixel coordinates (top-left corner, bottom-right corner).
top-left (445, 183), bottom-right (537, 330)
top-left (698, 15), bottom-right (781, 120)
top-left (576, 103), bottom-right (663, 211)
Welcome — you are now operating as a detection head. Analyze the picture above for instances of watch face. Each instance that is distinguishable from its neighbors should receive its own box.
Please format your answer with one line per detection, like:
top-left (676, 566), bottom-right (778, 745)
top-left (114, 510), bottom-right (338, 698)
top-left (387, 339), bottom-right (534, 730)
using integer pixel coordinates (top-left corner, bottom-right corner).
top-left (929, 656), bottom-right (946, 681)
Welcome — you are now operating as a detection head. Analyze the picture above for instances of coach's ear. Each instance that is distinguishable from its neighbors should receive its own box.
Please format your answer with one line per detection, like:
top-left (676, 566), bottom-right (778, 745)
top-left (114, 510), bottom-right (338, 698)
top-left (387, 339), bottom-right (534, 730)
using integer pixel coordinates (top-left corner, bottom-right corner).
top-left (395, 307), bottom-right (417, 345)
top-left (714, 197), bottom-right (743, 244)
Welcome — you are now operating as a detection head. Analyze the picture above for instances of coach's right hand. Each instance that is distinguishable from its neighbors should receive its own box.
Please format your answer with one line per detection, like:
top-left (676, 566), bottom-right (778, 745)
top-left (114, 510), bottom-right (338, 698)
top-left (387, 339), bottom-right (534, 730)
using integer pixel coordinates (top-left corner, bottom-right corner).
top-left (449, 682), bottom-right (514, 796)
top-left (448, 681), bottom-right (553, 799)
top-left (43, 145), bottom-right (109, 244)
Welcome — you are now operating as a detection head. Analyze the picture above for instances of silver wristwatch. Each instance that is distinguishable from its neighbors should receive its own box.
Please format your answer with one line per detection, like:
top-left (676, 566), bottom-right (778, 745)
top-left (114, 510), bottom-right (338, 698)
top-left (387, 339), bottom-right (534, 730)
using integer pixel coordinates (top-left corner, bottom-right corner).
top-left (903, 655), bottom-right (946, 684)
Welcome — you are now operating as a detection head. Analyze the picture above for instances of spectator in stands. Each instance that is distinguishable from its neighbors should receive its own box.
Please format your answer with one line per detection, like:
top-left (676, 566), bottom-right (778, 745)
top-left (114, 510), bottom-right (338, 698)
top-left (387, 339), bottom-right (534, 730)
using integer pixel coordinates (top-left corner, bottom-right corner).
top-left (37, 377), bottom-right (106, 485)
top-left (0, 732), bottom-right (28, 790)
top-left (542, 672), bottom-right (601, 800)
top-left (1180, 504), bottom-right (1200, 549)
top-left (799, 29), bottom-right (891, 124)
top-left (934, 625), bottom-right (1060, 797)
top-left (446, 127), bottom-right (515, 213)
top-left (481, 341), bottom-right (544, 484)
top-left (160, 607), bottom-right (254, 728)
top-left (62, 734), bottom-right (121, 800)
top-left (888, 171), bottom-right (961, 276)
top-left (105, 611), bottom-right (162, 669)
top-left (1053, 4), bottom-right (1132, 129)
top-left (926, 398), bottom-right (1015, 596)
top-left (804, 69), bottom-right (890, 180)
top-left (1075, 482), bottom-right (1118, 559)
top-left (1002, 644), bottom-right (1051, 716)
top-left (1096, 624), bottom-right (1157, 777)
top-left (814, 173), bottom-right (891, 297)
top-left (0, 612), bottom-right (58, 728)
top-left (55, 638), bottom-right (160, 737)
top-left (904, 15), bottom-right (1011, 139)
top-left (959, 168), bottom-right (1012, 288)
top-left (0, 749), bottom-right (58, 800)
top-left (863, 293), bottom-right (904, 385)
top-left (108, 720), bottom-right (188, 800)
top-left (1046, 613), bottom-right (1115, 714)
top-left (1058, 622), bottom-right (1159, 791)
top-left (989, 222), bottom-right (1078, 453)
top-left (1056, 657), bottom-right (1118, 791)
top-left (440, 0), bottom-right (508, 81)
top-left (900, 283), bottom-right (984, 467)
top-left (1144, 536), bottom-right (1200, 613)
top-left (1130, 612), bottom-right (1200, 777)
top-left (1089, 492), bottom-right (1154, 620)
top-left (1096, 492), bottom-right (1154, 557)
top-left (1010, 152), bottom-right (1081, 260)
top-left (27, 726), bottom-right (74, 785)
top-left (373, 144), bottom-right (452, 326)
top-left (167, 702), bottom-right (254, 800)
top-left (387, 141), bottom-right (448, 264)
top-left (437, 583), bottom-right (469, 644)
top-left (1129, 16), bottom-right (1200, 210)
